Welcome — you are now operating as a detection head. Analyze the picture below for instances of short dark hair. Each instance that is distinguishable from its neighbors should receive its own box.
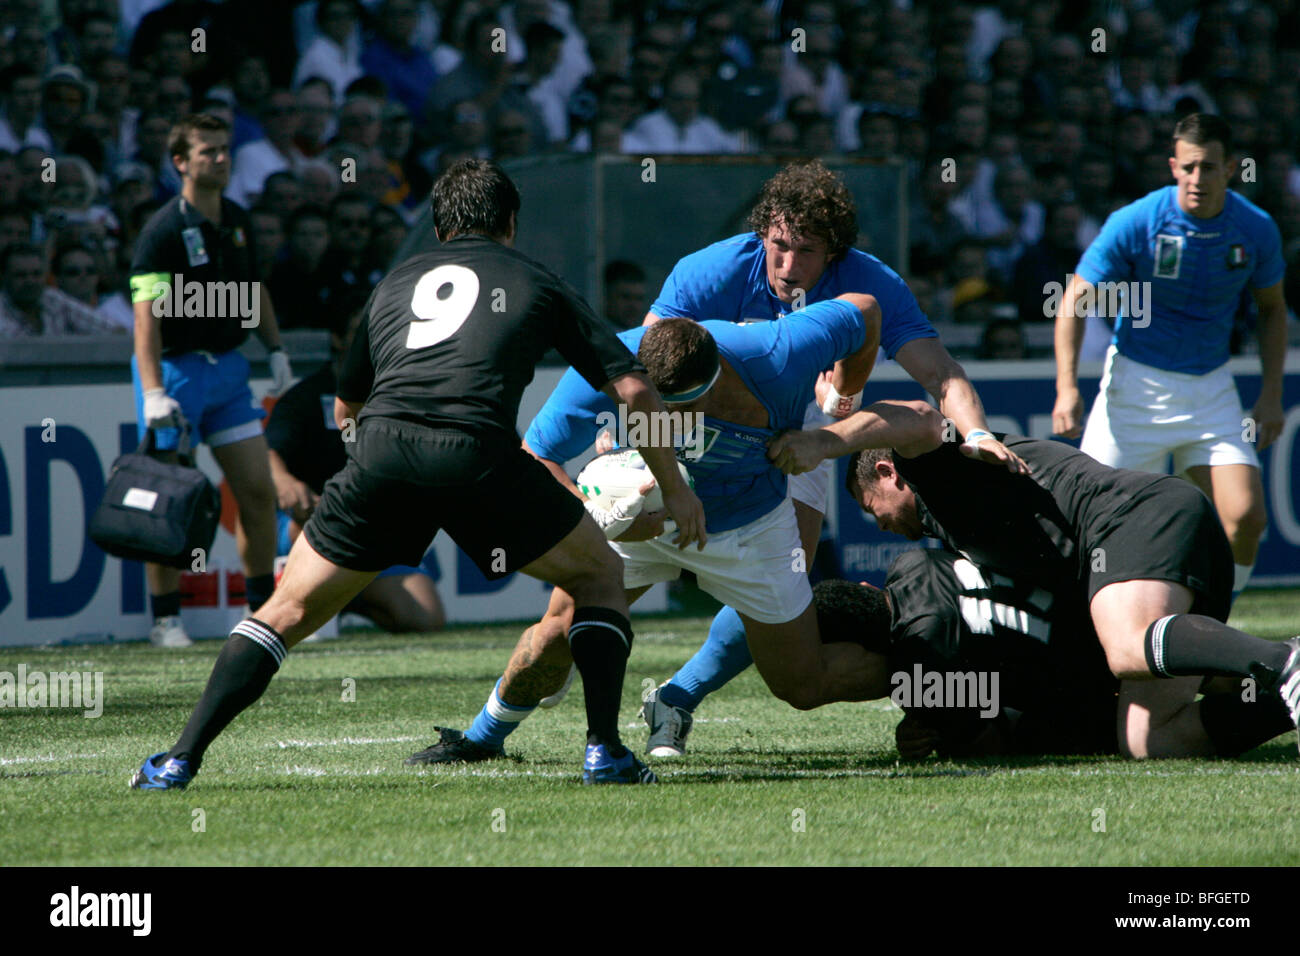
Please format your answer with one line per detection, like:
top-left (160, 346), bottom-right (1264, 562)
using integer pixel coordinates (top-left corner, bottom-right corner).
top-left (747, 159), bottom-right (858, 258)
top-left (812, 579), bottom-right (892, 654)
top-left (604, 259), bottom-right (645, 286)
top-left (431, 158), bottom-right (520, 240)
top-left (638, 318), bottom-right (718, 397)
top-left (168, 113), bottom-right (230, 162)
top-left (1, 242), bottom-right (46, 274)
top-left (1172, 112), bottom-right (1233, 157)
top-left (846, 447), bottom-right (894, 496)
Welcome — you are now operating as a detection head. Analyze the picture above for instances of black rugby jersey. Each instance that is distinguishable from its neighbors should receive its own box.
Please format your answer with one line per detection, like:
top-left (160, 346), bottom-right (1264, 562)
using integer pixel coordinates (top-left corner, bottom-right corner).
top-left (337, 234), bottom-right (641, 438)
top-left (894, 434), bottom-right (1172, 591)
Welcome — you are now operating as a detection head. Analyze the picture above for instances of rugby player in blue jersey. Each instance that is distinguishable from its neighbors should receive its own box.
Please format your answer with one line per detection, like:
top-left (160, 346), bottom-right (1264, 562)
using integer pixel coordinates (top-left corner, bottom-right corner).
top-left (1052, 114), bottom-right (1290, 603)
top-left (404, 295), bottom-right (951, 770)
top-left (631, 160), bottom-right (1026, 755)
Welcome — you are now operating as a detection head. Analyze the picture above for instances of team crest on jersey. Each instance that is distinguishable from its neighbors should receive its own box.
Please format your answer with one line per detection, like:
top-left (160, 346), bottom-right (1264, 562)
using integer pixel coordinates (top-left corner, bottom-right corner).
top-left (232, 227), bottom-right (246, 247)
top-left (1226, 244), bottom-right (1248, 269)
top-left (1153, 234), bottom-right (1183, 278)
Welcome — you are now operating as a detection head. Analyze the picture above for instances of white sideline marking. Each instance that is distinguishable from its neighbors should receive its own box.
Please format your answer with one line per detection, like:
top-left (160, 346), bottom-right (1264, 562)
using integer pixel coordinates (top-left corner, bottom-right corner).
top-left (271, 736), bottom-right (424, 749)
top-left (0, 752), bottom-right (98, 766)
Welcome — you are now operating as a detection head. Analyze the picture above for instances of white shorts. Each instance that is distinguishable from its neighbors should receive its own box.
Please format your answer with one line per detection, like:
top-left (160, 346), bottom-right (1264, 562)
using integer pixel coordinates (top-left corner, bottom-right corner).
top-left (787, 400), bottom-right (833, 514)
top-left (1081, 346), bottom-right (1259, 474)
top-left (611, 497), bottom-right (811, 624)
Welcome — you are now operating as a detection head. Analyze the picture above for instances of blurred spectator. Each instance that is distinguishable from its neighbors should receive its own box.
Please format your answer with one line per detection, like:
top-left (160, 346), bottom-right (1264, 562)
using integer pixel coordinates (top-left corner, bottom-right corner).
top-left (228, 51), bottom-right (271, 151)
top-left (227, 88), bottom-right (305, 207)
top-left (153, 73), bottom-right (194, 124)
top-left (299, 160), bottom-right (339, 208)
top-left (247, 203), bottom-right (284, 280)
top-left (491, 107), bottom-right (535, 158)
top-left (293, 77), bottom-right (335, 158)
top-left (978, 317), bottom-right (1027, 360)
top-left (781, 28), bottom-right (849, 119)
top-left (602, 258), bottom-right (646, 329)
top-left (427, 14), bottom-right (514, 131)
top-left (909, 158), bottom-right (968, 279)
top-left (130, 0), bottom-right (234, 97)
top-left (294, 0), bottom-right (363, 102)
top-left (0, 242), bottom-right (121, 336)
top-left (53, 243), bottom-right (134, 330)
top-left (0, 205), bottom-right (33, 255)
top-left (316, 192), bottom-right (381, 331)
top-left (367, 202), bottom-right (407, 268)
top-left (518, 20), bottom-right (568, 144)
top-left (856, 110), bottom-right (898, 161)
top-left (0, 152), bottom-right (19, 207)
top-left (623, 73), bottom-right (742, 154)
top-left (1012, 200), bottom-right (1083, 325)
top-left (260, 170), bottom-right (305, 221)
top-left (0, 65), bottom-right (52, 152)
top-left (40, 66), bottom-right (92, 153)
top-left (361, 0), bottom-right (439, 120)
top-left (334, 93), bottom-right (383, 149)
top-left (269, 203), bottom-right (329, 329)
top-left (950, 160), bottom-right (1044, 286)
top-left (378, 101), bottom-right (429, 210)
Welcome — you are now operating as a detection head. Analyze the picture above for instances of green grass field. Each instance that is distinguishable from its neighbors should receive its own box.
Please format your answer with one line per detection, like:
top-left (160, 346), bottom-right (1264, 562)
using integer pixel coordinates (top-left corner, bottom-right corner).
top-left (3, 589), bottom-right (1298, 867)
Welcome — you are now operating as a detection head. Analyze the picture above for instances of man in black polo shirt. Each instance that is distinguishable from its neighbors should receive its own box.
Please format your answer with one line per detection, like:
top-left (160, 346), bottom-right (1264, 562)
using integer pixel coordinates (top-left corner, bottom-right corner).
top-left (767, 408), bottom-right (1300, 759)
top-left (129, 113), bottom-right (293, 648)
top-left (131, 159), bottom-right (706, 790)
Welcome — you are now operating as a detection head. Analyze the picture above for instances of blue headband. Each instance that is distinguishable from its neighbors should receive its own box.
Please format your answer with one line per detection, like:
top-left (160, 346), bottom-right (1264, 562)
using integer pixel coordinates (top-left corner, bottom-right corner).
top-left (661, 360), bottom-right (721, 403)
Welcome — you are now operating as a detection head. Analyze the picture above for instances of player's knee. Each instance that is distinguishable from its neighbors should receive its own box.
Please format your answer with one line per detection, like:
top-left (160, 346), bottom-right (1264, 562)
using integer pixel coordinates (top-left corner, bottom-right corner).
top-left (773, 683), bottom-right (824, 711)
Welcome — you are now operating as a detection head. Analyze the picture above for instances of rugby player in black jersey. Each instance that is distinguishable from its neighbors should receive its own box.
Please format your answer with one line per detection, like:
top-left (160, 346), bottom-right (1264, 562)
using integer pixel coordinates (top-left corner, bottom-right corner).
top-left (768, 409), bottom-right (1300, 759)
top-left (131, 160), bottom-right (706, 790)
top-left (814, 549), bottom-right (1294, 759)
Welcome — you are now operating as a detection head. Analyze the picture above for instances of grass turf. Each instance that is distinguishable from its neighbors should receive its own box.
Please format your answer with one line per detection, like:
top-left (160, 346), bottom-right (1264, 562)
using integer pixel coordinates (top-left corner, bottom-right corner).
top-left (2, 589), bottom-right (1298, 866)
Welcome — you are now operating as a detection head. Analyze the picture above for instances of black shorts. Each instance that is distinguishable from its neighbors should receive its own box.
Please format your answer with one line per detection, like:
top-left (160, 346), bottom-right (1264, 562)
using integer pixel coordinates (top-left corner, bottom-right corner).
top-left (1084, 476), bottom-right (1233, 622)
top-left (304, 417), bottom-right (586, 579)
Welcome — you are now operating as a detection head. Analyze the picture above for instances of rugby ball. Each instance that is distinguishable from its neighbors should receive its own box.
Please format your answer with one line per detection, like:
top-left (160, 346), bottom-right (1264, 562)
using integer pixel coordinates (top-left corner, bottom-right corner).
top-left (576, 449), bottom-right (693, 513)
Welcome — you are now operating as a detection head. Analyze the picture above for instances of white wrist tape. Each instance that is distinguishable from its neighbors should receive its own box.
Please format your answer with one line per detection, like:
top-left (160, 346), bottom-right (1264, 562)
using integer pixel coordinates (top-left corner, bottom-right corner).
top-left (821, 383), bottom-right (863, 418)
top-left (584, 491), bottom-right (646, 540)
top-left (964, 428), bottom-right (995, 447)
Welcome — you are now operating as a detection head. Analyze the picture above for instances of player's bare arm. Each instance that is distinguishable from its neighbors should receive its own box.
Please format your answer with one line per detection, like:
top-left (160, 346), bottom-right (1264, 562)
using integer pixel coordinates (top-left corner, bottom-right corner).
top-left (1051, 272), bottom-right (1094, 438)
top-left (333, 395), bottom-right (363, 430)
top-left (767, 398), bottom-right (945, 474)
top-left (892, 336), bottom-right (1029, 473)
top-left (251, 283), bottom-right (283, 351)
top-left (1251, 281), bottom-right (1288, 450)
top-left (642, 310), bottom-right (662, 326)
top-left (132, 297), bottom-right (166, 393)
top-left (268, 447), bottom-right (318, 524)
top-left (601, 371), bottom-right (707, 550)
top-left (824, 293), bottom-right (882, 412)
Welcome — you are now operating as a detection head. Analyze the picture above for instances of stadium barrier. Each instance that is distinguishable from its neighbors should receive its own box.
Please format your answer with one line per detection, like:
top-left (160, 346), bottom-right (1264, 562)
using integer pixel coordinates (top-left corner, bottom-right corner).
top-left (3, 354), bottom-right (1298, 645)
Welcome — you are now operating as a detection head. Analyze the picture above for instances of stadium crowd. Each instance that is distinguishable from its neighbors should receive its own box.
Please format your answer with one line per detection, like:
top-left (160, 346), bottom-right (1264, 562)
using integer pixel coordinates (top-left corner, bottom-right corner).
top-left (1, 0), bottom-right (1298, 350)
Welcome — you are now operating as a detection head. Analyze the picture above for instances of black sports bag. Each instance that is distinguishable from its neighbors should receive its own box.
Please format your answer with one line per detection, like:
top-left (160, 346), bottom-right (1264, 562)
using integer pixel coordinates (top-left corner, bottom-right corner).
top-left (89, 427), bottom-right (222, 569)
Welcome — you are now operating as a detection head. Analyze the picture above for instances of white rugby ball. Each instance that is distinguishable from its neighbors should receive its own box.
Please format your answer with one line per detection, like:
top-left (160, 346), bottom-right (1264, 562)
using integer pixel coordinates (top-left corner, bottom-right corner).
top-left (576, 449), bottom-right (693, 513)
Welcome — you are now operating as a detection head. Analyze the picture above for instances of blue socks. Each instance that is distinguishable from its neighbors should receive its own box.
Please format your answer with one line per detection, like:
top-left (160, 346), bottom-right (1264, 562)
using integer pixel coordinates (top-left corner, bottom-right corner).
top-left (660, 605), bottom-right (754, 712)
top-left (465, 679), bottom-right (534, 749)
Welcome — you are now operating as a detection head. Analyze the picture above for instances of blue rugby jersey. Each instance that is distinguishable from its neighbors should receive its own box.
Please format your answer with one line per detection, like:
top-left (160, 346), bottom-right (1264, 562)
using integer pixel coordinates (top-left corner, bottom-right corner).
top-left (648, 233), bottom-right (935, 359)
top-left (525, 299), bottom-right (866, 532)
top-left (1075, 187), bottom-right (1284, 374)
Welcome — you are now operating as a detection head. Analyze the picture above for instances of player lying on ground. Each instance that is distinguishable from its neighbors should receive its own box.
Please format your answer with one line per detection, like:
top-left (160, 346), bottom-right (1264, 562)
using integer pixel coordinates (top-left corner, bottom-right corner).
top-left (813, 551), bottom-right (1294, 760)
top-left (130, 159), bottom-right (706, 790)
top-left (767, 414), bottom-right (1300, 758)
top-left (403, 295), bottom-right (919, 767)
top-left (636, 159), bottom-right (1029, 753)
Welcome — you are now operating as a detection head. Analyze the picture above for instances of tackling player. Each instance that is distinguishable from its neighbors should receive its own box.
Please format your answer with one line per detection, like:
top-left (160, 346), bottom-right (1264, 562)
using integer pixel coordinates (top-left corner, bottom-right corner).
top-left (815, 552), bottom-right (1293, 760)
top-left (637, 159), bottom-right (1027, 754)
top-left (768, 417), bottom-right (1300, 758)
top-left (1052, 113), bottom-right (1290, 602)
top-left (403, 294), bottom-right (910, 768)
top-left (130, 159), bottom-right (706, 789)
